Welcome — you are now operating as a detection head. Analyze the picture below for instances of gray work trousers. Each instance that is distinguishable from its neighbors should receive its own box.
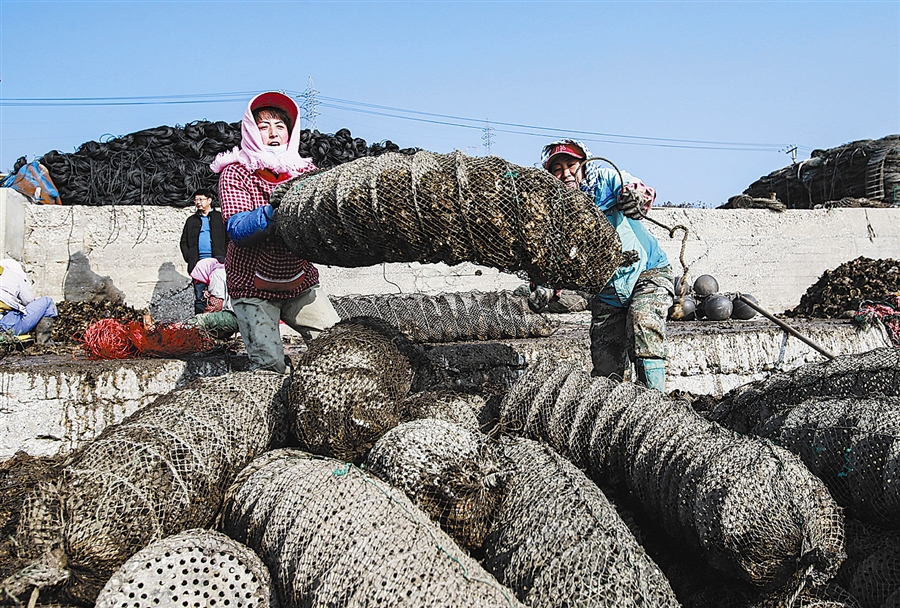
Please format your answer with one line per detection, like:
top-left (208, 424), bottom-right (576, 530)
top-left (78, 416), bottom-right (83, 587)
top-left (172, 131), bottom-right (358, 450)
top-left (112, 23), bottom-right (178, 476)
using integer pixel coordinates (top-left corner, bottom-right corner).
top-left (232, 285), bottom-right (340, 373)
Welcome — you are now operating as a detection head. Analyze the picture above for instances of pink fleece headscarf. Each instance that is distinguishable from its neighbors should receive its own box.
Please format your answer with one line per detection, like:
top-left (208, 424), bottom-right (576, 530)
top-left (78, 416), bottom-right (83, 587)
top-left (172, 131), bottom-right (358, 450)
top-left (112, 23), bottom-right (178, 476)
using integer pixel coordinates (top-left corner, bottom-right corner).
top-left (210, 91), bottom-right (316, 177)
top-left (190, 257), bottom-right (225, 284)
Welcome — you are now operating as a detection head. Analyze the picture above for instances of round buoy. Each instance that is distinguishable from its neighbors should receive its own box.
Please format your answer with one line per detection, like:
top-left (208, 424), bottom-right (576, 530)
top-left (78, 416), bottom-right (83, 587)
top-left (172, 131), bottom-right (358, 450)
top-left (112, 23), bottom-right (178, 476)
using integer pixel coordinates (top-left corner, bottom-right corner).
top-left (732, 294), bottom-right (759, 320)
top-left (704, 294), bottom-right (733, 321)
top-left (693, 274), bottom-right (719, 296)
top-left (670, 294), bottom-right (697, 320)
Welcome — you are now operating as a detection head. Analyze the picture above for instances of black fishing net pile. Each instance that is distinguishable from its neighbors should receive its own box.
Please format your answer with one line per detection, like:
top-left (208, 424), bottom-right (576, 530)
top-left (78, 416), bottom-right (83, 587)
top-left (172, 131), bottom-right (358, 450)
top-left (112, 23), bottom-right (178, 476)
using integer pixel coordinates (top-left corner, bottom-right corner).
top-left (5, 371), bottom-right (287, 605)
top-left (483, 436), bottom-right (680, 608)
top-left (330, 291), bottom-right (558, 343)
top-left (707, 348), bottom-right (900, 529)
top-left (787, 257), bottom-right (900, 318)
top-left (835, 519), bottom-right (900, 608)
top-left (744, 135), bottom-right (900, 209)
top-left (272, 150), bottom-right (624, 292)
top-left (220, 449), bottom-right (525, 608)
top-left (37, 121), bottom-right (415, 207)
top-left (499, 355), bottom-right (846, 593)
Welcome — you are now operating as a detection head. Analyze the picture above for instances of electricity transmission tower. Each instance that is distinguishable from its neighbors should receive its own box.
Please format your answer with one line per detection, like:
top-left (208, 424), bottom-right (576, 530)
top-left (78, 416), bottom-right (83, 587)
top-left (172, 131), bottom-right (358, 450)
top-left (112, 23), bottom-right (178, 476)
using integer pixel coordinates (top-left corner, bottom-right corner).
top-left (301, 77), bottom-right (320, 131)
top-left (482, 120), bottom-right (494, 156)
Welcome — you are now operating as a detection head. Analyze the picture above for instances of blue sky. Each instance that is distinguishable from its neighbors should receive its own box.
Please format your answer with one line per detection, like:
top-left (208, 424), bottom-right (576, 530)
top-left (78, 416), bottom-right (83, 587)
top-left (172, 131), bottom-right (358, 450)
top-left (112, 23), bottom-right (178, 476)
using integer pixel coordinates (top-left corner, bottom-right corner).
top-left (1, 0), bottom-right (897, 206)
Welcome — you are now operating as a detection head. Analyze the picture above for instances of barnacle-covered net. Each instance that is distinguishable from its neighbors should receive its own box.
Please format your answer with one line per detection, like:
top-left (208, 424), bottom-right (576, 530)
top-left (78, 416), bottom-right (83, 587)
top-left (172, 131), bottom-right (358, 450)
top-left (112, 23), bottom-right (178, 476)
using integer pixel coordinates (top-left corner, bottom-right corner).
top-left (399, 390), bottom-right (483, 431)
top-left (220, 449), bottom-right (525, 607)
top-left (499, 355), bottom-right (846, 590)
top-left (272, 150), bottom-right (624, 292)
top-left (365, 418), bottom-right (510, 550)
top-left (483, 436), bottom-right (679, 607)
top-left (10, 371), bottom-right (287, 605)
top-left (288, 318), bottom-right (418, 463)
top-left (330, 291), bottom-right (558, 343)
top-left (835, 519), bottom-right (900, 608)
top-left (94, 529), bottom-right (277, 608)
top-left (707, 350), bottom-right (900, 529)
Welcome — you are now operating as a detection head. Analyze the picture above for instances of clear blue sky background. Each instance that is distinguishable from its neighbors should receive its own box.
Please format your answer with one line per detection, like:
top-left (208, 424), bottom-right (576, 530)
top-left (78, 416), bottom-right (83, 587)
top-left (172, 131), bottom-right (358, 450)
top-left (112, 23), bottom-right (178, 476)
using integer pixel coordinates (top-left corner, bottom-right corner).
top-left (1, 0), bottom-right (898, 206)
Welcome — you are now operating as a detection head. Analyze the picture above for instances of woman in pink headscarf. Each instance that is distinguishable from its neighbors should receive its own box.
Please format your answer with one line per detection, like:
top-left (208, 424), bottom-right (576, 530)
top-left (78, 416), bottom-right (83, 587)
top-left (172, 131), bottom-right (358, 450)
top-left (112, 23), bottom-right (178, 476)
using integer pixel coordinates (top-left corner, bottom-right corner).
top-left (185, 257), bottom-right (239, 339)
top-left (211, 92), bottom-right (340, 373)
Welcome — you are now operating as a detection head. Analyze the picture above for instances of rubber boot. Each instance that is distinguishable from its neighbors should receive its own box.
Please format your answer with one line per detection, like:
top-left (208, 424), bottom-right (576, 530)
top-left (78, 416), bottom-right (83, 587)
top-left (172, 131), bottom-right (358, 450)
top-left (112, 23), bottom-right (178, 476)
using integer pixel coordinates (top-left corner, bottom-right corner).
top-left (635, 358), bottom-right (666, 393)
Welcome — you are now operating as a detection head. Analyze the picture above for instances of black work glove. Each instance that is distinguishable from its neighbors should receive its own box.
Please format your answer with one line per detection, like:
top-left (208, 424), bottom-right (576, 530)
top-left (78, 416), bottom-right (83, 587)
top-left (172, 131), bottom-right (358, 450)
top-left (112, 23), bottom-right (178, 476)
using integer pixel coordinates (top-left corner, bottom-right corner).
top-left (618, 188), bottom-right (647, 220)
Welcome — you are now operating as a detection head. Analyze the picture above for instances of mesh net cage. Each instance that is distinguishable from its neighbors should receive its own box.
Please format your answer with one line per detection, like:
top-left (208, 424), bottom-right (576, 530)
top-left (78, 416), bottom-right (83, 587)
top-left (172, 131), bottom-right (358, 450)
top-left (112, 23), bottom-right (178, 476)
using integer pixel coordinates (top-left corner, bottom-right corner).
top-left (365, 418), bottom-right (511, 550)
top-left (287, 318), bottom-right (422, 463)
top-left (94, 529), bottom-right (277, 608)
top-left (834, 518), bottom-right (900, 608)
top-left (9, 371), bottom-right (288, 605)
top-left (272, 150), bottom-right (624, 292)
top-left (220, 448), bottom-right (525, 608)
top-left (706, 349), bottom-right (900, 528)
top-left (329, 291), bottom-right (558, 344)
top-left (499, 355), bottom-right (846, 590)
top-left (482, 436), bottom-right (680, 608)
top-left (707, 348), bottom-right (900, 434)
top-left (399, 390), bottom-right (483, 431)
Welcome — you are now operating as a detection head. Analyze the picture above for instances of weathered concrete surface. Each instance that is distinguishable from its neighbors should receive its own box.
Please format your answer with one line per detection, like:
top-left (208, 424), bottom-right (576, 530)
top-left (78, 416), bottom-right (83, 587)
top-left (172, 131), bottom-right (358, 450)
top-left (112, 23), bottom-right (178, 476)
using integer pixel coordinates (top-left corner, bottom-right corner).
top-left (1, 315), bottom-right (889, 461)
top-left (647, 208), bottom-right (900, 313)
top-left (0, 355), bottom-right (245, 460)
top-left (0, 188), bottom-right (26, 261)
top-left (13, 200), bottom-right (900, 316)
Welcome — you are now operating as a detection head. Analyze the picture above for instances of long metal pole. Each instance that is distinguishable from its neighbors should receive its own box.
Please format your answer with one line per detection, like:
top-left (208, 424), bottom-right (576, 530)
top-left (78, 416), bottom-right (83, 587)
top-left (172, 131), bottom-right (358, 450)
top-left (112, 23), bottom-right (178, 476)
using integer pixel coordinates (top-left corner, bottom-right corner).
top-left (736, 294), bottom-right (836, 359)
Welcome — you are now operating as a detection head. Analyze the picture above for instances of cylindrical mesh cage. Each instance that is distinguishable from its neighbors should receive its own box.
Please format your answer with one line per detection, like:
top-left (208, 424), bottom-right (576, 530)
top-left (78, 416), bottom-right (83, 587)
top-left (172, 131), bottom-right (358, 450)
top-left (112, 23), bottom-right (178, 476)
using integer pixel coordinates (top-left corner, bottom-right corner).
top-left (365, 418), bottom-right (510, 550)
top-left (482, 436), bottom-right (680, 607)
top-left (287, 319), bottom-right (416, 462)
top-left (94, 529), bottom-right (277, 608)
top-left (329, 291), bottom-right (558, 343)
top-left (835, 518), bottom-right (900, 608)
top-left (220, 449), bottom-right (524, 607)
top-left (399, 390), bottom-right (483, 431)
top-left (12, 371), bottom-right (287, 604)
top-left (272, 151), bottom-right (624, 292)
top-left (707, 349), bottom-right (900, 528)
top-left (499, 355), bottom-right (846, 589)
top-left (707, 348), bottom-right (900, 434)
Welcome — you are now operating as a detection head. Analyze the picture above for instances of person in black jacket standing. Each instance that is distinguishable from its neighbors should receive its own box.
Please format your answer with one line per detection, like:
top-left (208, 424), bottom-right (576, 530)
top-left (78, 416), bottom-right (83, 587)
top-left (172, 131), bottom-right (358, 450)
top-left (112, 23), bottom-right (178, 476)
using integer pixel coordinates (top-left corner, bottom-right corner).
top-left (180, 189), bottom-right (229, 313)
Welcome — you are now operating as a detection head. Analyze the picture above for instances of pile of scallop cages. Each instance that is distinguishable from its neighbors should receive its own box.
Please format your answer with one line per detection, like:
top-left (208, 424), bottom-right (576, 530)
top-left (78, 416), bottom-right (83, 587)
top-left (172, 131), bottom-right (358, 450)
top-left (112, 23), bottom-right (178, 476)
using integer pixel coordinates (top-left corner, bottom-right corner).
top-left (5, 318), bottom-right (900, 607)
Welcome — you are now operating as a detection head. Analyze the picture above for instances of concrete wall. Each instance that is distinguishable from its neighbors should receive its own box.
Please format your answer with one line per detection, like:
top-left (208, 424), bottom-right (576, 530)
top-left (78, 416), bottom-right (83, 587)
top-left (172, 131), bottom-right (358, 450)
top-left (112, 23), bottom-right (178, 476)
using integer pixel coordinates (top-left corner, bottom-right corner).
top-left (0, 188), bottom-right (26, 261)
top-left (9, 194), bottom-right (900, 314)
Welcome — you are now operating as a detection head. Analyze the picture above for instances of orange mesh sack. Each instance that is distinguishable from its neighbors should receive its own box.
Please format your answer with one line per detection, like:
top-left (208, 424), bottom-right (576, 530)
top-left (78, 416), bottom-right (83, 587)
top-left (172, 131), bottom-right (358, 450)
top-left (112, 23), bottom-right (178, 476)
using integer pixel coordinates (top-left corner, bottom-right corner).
top-left (126, 321), bottom-right (214, 357)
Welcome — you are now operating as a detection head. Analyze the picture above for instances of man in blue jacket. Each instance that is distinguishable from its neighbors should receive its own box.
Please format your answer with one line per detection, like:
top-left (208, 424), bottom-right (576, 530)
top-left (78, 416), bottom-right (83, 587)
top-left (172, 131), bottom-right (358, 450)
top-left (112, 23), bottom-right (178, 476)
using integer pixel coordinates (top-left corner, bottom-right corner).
top-left (541, 140), bottom-right (673, 392)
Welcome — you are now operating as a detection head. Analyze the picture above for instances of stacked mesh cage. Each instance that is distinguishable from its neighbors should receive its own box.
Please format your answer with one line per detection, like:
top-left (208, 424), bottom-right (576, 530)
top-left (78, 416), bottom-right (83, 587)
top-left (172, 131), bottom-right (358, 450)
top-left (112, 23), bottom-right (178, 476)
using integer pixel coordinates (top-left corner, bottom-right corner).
top-left (7, 371), bottom-right (287, 605)
top-left (835, 519), bottom-right (900, 608)
top-left (499, 355), bottom-right (846, 591)
top-left (483, 436), bottom-right (680, 608)
top-left (708, 348), bottom-right (900, 529)
top-left (220, 449), bottom-right (525, 607)
top-left (287, 319), bottom-right (421, 463)
top-left (366, 418), bottom-right (511, 550)
top-left (272, 150), bottom-right (624, 292)
top-left (330, 291), bottom-right (558, 343)
top-left (94, 529), bottom-right (277, 608)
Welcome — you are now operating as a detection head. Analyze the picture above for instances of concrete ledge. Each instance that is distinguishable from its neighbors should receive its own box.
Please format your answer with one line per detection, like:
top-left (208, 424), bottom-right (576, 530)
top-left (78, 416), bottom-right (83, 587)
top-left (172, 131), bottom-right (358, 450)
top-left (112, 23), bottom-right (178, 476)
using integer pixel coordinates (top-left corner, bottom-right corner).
top-left (0, 316), bottom-right (889, 461)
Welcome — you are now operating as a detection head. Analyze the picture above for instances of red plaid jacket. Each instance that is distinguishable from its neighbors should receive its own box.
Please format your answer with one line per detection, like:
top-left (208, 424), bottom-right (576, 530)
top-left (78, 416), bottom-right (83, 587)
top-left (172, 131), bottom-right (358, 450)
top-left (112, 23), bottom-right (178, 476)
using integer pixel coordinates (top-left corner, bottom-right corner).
top-left (218, 163), bottom-right (319, 300)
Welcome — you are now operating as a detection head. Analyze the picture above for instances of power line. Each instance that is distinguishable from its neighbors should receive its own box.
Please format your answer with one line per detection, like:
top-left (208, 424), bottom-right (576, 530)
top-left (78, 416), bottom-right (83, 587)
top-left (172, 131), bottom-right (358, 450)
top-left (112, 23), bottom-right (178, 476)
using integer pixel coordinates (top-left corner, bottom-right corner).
top-left (0, 89), bottom-right (797, 152)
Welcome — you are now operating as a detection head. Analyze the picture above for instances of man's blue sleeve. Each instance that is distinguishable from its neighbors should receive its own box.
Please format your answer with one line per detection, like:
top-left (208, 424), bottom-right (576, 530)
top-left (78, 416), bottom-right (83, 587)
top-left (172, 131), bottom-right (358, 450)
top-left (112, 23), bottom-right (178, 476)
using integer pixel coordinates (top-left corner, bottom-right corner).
top-left (226, 204), bottom-right (274, 247)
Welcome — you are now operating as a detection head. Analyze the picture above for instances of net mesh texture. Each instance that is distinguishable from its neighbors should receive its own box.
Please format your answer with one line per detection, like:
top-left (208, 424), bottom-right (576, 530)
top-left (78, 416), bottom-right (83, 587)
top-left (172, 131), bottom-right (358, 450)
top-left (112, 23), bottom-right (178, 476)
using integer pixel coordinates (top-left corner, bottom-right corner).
top-left (330, 291), bottom-right (558, 343)
top-left (220, 449), bottom-right (525, 608)
top-left (272, 150), bottom-right (624, 292)
top-left (499, 354), bottom-right (846, 591)
top-left (708, 348), bottom-right (900, 530)
top-left (483, 436), bottom-right (680, 608)
top-left (8, 371), bottom-right (288, 605)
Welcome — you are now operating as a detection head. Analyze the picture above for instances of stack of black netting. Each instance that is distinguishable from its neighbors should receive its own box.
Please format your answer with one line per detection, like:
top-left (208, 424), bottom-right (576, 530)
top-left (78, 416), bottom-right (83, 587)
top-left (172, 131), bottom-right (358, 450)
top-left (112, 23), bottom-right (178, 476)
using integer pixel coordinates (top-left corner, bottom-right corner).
top-left (37, 121), bottom-right (416, 207)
